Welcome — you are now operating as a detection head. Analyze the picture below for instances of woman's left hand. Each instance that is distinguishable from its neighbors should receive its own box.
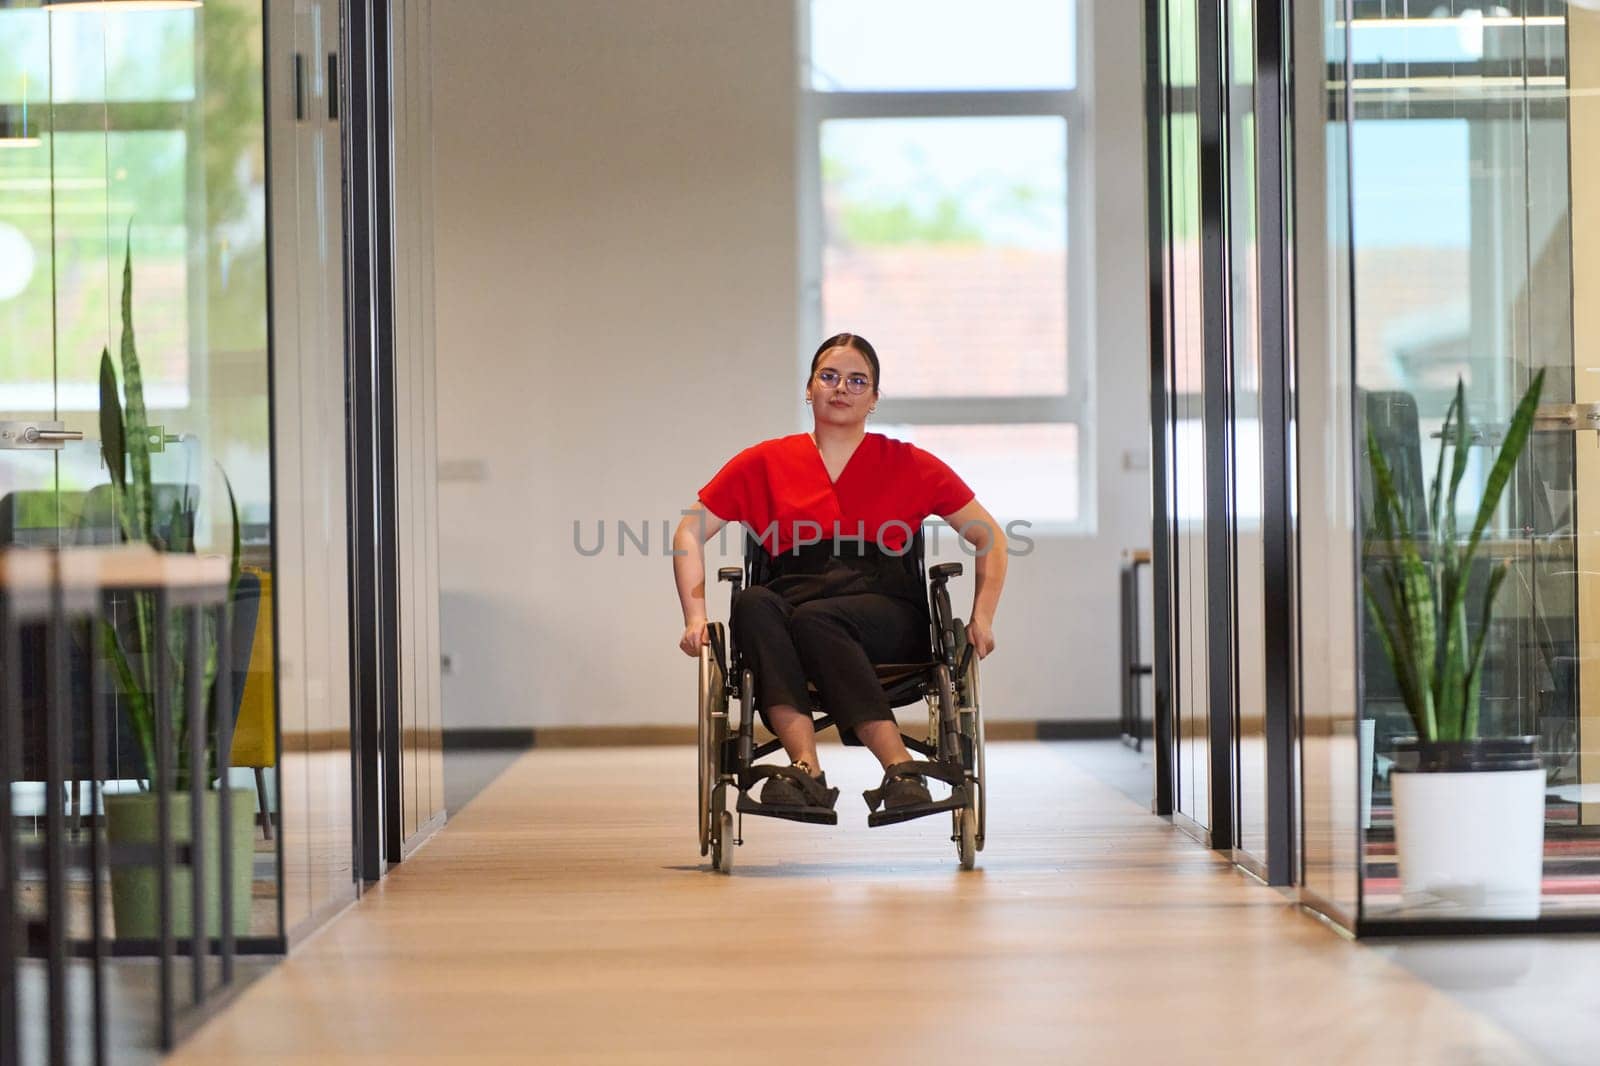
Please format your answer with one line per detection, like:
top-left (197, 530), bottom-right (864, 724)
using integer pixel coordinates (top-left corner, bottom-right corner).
top-left (966, 616), bottom-right (996, 659)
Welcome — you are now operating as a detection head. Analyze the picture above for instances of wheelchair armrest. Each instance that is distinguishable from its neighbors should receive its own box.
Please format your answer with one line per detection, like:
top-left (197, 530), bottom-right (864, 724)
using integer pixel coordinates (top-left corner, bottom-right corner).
top-left (930, 563), bottom-right (963, 582)
top-left (717, 567), bottom-right (743, 582)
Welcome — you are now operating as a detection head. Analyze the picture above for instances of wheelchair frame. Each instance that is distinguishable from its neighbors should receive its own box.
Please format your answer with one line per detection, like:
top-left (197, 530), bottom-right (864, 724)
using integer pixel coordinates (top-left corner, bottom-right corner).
top-left (696, 529), bottom-right (986, 872)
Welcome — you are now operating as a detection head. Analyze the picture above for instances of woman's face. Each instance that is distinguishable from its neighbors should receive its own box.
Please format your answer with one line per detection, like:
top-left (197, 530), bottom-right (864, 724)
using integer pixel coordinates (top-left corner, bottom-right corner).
top-left (806, 346), bottom-right (877, 428)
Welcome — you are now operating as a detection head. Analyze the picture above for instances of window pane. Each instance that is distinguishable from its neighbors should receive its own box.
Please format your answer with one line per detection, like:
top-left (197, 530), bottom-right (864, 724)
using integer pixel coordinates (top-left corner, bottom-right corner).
top-left (809, 0), bottom-right (1074, 91)
top-left (875, 423), bottom-right (1078, 525)
top-left (50, 11), bottom-right (197, 103)
top-left (1345, 12), bottom-right (1553, 66)
top-left (66, 132), bottom-right (191, 409)
top-left (822, 117), bottom-right (1068, 398)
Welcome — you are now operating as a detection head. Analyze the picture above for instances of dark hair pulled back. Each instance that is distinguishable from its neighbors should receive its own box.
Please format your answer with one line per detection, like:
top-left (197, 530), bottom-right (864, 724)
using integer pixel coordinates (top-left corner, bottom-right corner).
top-left (809, 333), bottom-right (880, 394)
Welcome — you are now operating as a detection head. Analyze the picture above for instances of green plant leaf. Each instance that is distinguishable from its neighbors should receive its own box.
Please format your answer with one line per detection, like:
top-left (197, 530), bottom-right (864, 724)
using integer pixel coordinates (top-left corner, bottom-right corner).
top-left (98, 348), bottom-right (125, 503)
top-left (1463, 561), bottom-right (1512, 741)
top-left (1436, 596), bottom-right (1472, 741)
top-left (1448, 370), bottom-right (1543, 738)
top-left (118, 226), bottom-right (153, 546)
top-left (223, 469), bottom-right (241, 596)
top-left (1427, 389), bottom-right (1456, 538)
top-left (1367, 422), bottom-right (1437, 738)
top-left (101, 620), bottom-right (156, 785)
top-left (1445, 379), bottom-right (1471, 547)
top-left (161, 495), bottom-right (189, 553)
top-left (1364, 576), bottom-right (1428, 735)
top-left (1464, 369), bottom-right (1545, 561)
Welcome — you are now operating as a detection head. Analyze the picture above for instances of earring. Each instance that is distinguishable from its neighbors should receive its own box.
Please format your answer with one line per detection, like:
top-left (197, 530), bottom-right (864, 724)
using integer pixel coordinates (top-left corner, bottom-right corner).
top-left (805, 397), bottom-right (813, 405)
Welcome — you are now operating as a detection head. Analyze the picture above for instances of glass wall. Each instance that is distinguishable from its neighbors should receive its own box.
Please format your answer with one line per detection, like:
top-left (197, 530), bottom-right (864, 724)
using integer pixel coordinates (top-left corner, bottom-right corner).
top-left (1148, 0), bottom-right (1322, 886)
top-left (1151, 0), bottom-right (1220, 839)
top-left (1, 0), bottom-right (287, 939)
top-left (1151, 0), bottom-right (1600, 931)
top-left (391, 0), bottom-right (446, 855)
top-left (1293, 0), bottom-right (1363, 926)
top-left (1339, 0), bottom-right (1600, 926)
top-left (1227, 0), bottom-right (1270, 872)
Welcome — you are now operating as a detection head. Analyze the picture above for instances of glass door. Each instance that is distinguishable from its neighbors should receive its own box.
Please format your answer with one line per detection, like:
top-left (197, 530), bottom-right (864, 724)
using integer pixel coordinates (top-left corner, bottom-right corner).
top-left (0, 6), bottom-right (110, 550)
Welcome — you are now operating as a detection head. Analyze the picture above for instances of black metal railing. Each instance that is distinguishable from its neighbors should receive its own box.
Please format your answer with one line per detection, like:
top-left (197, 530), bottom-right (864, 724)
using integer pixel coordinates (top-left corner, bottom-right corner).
top-left (3, 545), bottom-right (238, 1063)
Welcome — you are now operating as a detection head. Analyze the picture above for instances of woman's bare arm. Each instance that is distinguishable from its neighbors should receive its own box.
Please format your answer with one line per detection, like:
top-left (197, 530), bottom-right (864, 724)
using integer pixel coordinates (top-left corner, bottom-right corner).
top-left (942, 498), bottom-right (1006, 658)
top-left (673, 501), bottom-right (729, 656)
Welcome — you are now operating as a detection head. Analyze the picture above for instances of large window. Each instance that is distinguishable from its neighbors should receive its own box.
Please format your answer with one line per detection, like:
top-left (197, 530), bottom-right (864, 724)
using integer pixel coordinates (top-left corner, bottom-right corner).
top-left (801, 0), bottom-right (1086, 527)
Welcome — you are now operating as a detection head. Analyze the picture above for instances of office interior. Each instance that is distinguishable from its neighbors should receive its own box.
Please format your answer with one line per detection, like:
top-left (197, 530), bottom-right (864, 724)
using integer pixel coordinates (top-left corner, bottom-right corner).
top-left (3, 0), bottom-right (1600, 1062)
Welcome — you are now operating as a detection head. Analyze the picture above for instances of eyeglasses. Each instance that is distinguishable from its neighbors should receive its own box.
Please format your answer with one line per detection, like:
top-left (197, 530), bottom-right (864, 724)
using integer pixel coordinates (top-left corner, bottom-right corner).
top-left (814, 368), bottom-right (873, 395)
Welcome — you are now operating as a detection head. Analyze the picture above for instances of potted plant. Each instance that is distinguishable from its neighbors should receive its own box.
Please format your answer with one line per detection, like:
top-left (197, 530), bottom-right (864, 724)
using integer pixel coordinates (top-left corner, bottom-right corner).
top-left (1364, 371), bottom-right (1546, 919)
top-left (96, 235), bottom-right (254, 939)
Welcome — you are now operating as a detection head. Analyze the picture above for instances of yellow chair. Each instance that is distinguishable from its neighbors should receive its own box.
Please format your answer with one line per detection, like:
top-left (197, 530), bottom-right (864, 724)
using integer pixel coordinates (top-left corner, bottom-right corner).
top-left (229, 566), bottom-right (277, 839)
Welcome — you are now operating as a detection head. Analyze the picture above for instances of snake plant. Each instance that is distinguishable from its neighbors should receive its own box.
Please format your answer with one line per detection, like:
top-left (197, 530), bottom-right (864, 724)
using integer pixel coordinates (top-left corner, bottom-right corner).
top-left (97, 230), bottom-right (240, 790)
top-left (1363, 371), bottom-right (1544, 744)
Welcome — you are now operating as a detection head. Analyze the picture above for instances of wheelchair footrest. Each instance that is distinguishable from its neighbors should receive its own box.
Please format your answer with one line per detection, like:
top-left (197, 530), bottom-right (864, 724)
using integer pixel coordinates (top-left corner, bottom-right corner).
top-left (866, 791), bottom-right (967, 828)
top-left (736, 793), bottom-right (839, 825)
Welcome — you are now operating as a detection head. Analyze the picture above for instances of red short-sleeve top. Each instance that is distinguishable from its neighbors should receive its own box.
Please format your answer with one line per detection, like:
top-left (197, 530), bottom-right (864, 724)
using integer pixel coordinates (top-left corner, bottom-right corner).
top-left (697, 432), bottom-right (975, 555)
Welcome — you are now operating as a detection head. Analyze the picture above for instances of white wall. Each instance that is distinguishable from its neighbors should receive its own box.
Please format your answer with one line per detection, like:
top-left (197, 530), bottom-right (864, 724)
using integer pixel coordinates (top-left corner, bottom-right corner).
top-left (431, 0), bottom-right (1150, 730)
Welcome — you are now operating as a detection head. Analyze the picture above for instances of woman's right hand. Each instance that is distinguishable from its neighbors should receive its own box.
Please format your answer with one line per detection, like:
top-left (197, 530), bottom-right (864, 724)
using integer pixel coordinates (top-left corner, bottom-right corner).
top-left (679, 617), bottom-right (710, 658)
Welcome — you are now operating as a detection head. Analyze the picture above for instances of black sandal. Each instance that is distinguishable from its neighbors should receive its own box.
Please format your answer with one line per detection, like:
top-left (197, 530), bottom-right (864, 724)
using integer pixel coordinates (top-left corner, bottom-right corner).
top-left (863, 760), bottom-right (968, 828)
top-left (737, 762), bottom-right (840, 825)
top-left (879, 767), bottom-right (932, 810)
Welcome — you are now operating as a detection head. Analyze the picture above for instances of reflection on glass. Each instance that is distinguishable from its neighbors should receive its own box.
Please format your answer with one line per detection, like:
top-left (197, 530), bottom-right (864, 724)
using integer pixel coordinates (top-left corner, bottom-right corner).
top-left (821, 116), bottom-right (1068, 399)
top-left (1350, 2), bottom-right (1600, 921)
top-left (1227, 0), bottom-right (1267, 865)
top-left (0, 1), bottom-right (279, 939)
top-left (1153, 0), bottom-right (1210, 832)
top-left (1298, 0), bottom-right (1361, 928)
top-left (808, 0), bottom-right (1075, 91)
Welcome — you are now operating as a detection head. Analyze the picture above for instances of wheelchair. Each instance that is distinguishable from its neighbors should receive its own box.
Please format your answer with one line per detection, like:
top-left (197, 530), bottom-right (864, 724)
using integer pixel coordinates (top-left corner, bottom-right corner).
top-left (696, 530), bottom-right (986, 873)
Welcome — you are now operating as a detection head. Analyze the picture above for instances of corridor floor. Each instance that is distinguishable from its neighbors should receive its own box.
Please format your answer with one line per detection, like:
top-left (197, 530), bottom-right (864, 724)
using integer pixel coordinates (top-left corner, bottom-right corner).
top-left (173, 743), bottom-right (1538, 1064)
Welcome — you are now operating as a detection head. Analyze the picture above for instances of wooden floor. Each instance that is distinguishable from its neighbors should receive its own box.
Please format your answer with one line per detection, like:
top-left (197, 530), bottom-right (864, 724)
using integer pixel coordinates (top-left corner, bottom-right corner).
top-left (173, 743), bottom-right (1536, 1064)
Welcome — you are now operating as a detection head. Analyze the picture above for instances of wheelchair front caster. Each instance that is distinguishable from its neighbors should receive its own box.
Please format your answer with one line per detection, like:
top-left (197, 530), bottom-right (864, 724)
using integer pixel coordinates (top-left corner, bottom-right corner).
top-left (712, 810), bottom-right (735, 874)
top-left (955, 808), bottom-right (976, 870)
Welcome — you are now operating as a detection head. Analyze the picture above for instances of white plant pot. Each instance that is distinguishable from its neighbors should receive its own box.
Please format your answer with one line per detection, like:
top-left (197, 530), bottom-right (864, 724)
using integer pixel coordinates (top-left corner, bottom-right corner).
top-left (1391, 767), bottom-right (1545, 919)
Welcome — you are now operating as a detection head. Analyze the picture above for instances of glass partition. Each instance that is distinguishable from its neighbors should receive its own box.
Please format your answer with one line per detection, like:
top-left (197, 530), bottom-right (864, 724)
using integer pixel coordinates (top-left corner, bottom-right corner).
top-left (1227, 0), bottom-right (1270, 872)
top-left (1332, 1), bottom-right (1600, 927)
top-left (1294, 0), bottom-right (1362, 924)
top-left (1, 0), bottom-right (284, 959)
top-left (1150, 0), bottom-right (1218, 839)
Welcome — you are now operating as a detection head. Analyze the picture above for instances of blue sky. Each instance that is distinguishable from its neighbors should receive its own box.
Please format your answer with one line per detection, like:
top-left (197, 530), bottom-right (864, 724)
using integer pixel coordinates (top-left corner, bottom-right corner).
top-left (1351, 120), bottom-right (1471, 249)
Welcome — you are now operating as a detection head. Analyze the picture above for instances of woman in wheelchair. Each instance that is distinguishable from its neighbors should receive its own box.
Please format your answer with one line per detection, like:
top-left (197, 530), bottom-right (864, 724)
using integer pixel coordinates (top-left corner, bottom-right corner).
top-left (672, 333), bottom-right (1006, 825)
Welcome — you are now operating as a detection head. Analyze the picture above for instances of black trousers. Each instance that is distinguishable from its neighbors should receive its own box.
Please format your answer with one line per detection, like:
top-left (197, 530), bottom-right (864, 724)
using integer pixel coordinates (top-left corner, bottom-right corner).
top-left (730, 585), bottom-right (926, 742)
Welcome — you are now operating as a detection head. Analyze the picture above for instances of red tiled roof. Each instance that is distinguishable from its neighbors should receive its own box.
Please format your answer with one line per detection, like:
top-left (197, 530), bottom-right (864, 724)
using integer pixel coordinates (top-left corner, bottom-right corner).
top-left (822, 245), bottom-right (1068, 397)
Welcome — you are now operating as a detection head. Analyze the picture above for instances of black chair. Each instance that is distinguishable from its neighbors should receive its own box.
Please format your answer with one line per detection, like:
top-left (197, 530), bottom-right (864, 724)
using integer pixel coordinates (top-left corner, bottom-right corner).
top-left (2, 486), bottom-right (258, 810)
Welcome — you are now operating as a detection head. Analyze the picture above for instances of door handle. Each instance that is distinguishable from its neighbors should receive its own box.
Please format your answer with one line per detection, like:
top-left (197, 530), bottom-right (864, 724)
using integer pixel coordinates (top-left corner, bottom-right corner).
top-left (1534, 403), bottom-right (1600, 431)
top-left (327, 53), bottom-right (339, 121)
top-left (0, 421), bottom-right (84, 451)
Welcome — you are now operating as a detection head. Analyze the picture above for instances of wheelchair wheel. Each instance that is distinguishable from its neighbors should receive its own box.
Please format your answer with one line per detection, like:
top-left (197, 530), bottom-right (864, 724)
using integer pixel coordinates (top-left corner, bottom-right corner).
top-left (965, 652), bottom-right (987, 852)
top-left (697, 639), bottom-right (728, 858)
top-left (712, 810), bottom-right (735, 874)
top-left (955, 808), bottom-right (976, 870)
